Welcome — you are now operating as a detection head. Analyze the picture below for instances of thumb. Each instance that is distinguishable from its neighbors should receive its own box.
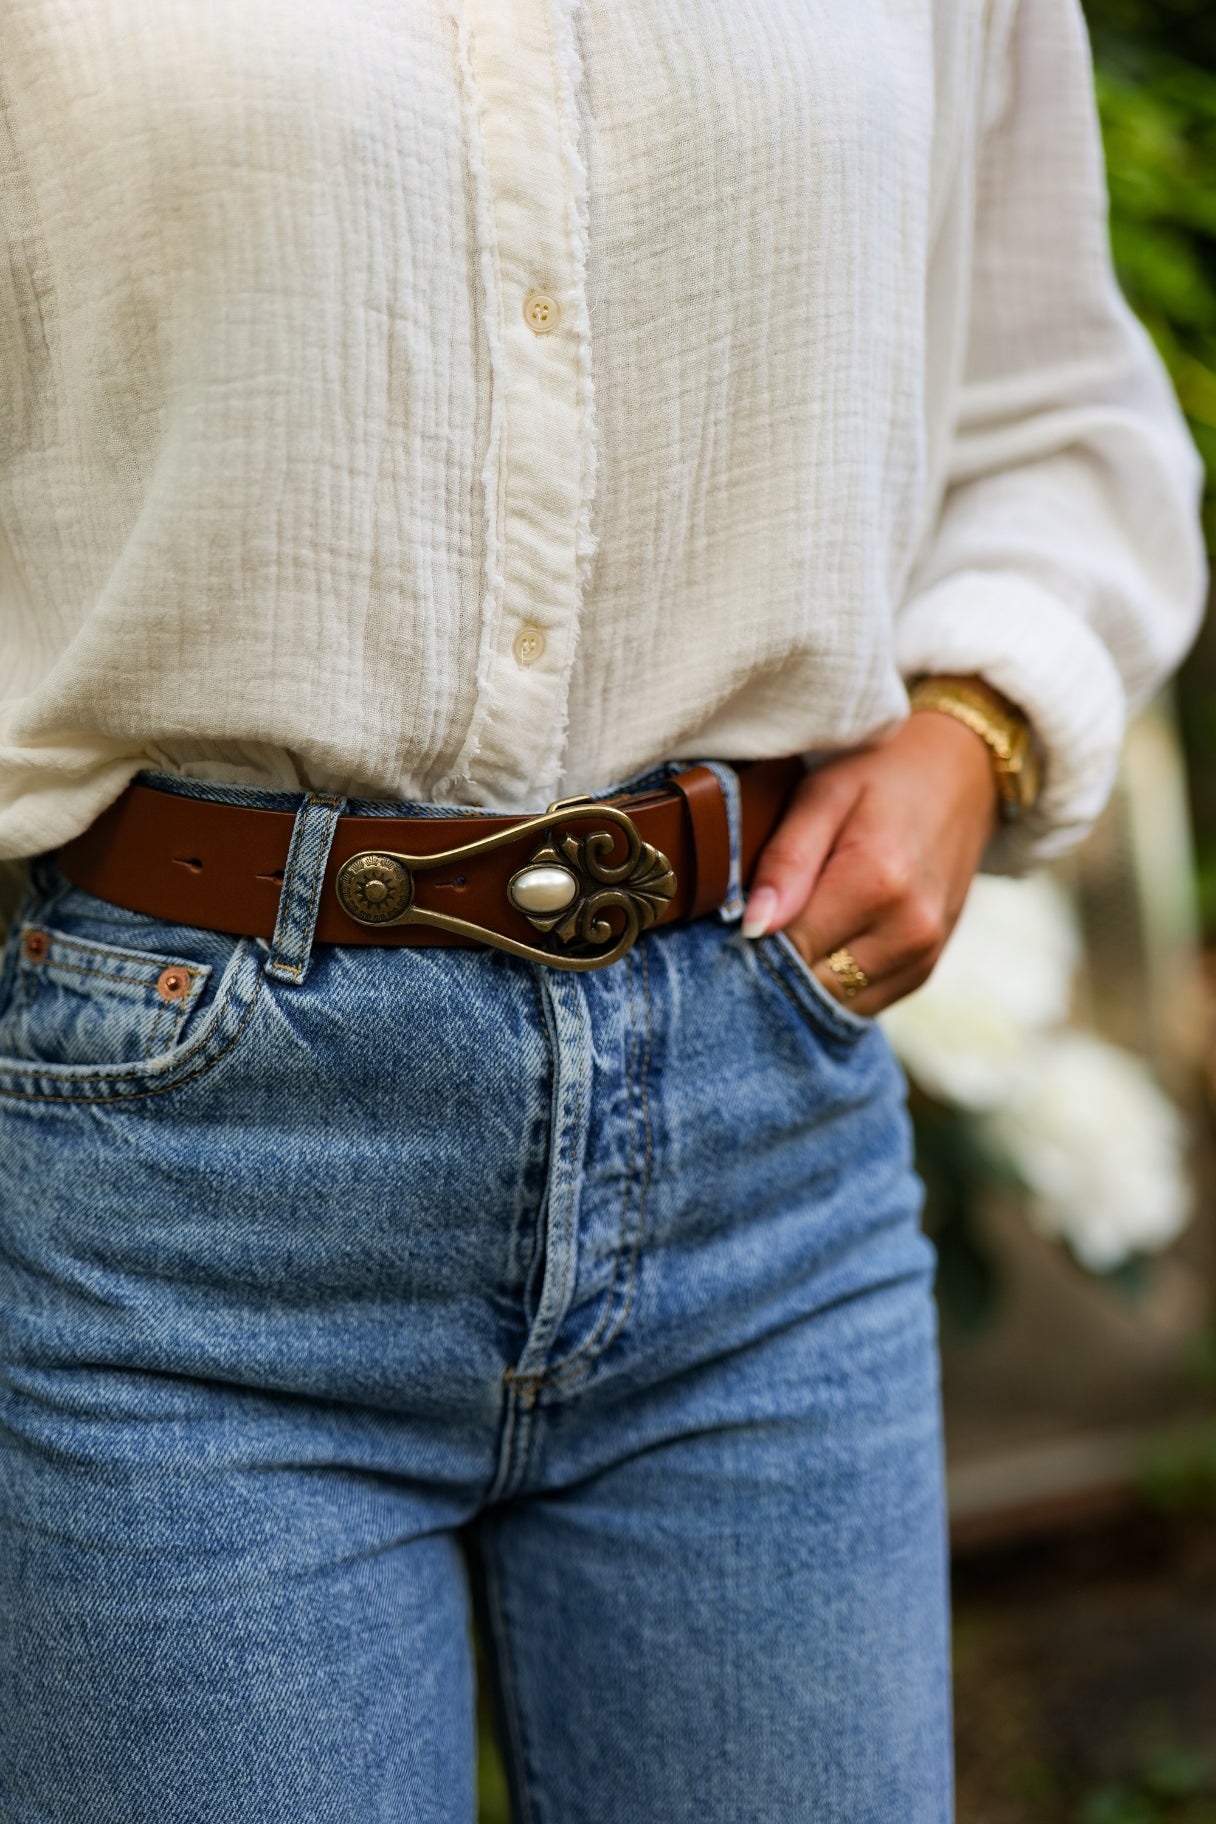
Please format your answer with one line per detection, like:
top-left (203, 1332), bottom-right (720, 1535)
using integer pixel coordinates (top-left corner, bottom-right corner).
top-left (741, 769), bottom-right (860, 939)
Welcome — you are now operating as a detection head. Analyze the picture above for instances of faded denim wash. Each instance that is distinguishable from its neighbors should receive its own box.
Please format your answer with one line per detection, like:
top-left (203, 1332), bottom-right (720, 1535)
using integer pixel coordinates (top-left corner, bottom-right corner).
top-left (0, 768), bottom-right (953, 1824)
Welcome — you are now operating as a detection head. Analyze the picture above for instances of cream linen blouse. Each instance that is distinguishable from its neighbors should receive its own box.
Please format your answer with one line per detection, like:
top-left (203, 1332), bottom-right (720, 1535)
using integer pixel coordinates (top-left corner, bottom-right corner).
top-left (0, 0), bottom-right (1206, 865)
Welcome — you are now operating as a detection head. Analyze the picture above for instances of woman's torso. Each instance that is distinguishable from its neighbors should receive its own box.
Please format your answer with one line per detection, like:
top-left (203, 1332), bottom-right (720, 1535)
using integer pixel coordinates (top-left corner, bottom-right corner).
top-left (0, 0), bottom-right (996, 855)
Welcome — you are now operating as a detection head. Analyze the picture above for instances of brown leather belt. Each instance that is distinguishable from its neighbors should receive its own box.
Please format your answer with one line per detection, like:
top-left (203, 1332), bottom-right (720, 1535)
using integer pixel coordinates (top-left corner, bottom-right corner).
top-left (54, 758), bottom-right (804, 972)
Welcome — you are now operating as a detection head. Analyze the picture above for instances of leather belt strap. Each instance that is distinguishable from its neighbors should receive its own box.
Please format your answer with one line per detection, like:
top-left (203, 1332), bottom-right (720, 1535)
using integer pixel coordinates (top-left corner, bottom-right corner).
top-left (54, 757), bottom-right (804, 962)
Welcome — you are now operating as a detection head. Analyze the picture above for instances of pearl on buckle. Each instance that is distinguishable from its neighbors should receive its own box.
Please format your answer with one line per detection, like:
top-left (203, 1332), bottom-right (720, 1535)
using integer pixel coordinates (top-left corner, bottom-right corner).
top-left (508, 864), bottom-right (579, 916)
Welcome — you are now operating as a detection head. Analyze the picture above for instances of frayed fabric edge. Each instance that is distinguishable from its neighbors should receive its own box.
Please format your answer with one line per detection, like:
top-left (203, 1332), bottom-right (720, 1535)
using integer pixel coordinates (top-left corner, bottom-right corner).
top-left (433, 1), bottom-right (510, 802)
top-left (534, 0), bottom-right (600, 797)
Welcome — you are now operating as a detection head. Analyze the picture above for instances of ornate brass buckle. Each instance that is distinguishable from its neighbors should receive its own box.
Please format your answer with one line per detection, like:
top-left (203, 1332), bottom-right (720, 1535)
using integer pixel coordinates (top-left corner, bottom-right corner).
top-left (333, 796), bottom-right (677, 971)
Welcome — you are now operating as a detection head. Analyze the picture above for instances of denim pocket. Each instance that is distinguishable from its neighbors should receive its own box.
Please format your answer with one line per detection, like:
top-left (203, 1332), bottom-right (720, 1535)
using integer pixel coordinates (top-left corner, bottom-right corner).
top-left (0, 920), bottom-right (213, 1069)
top-left (0, 862), bottom-right (266, 1103)
top-left (753, 928), bottom-right (874, 1046)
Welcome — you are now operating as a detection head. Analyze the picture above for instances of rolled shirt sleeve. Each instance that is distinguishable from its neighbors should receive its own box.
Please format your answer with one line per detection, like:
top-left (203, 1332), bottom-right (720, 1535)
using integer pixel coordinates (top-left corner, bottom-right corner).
top-left (895, 0), bottom-right (1208, 870)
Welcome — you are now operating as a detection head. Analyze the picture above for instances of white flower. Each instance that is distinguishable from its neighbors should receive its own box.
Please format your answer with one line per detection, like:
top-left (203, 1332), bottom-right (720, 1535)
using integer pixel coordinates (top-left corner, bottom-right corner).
top-left (983, 1033), bottom-right (1192, 1271)
top-left (880, 874), bottom-right (1080, 1111)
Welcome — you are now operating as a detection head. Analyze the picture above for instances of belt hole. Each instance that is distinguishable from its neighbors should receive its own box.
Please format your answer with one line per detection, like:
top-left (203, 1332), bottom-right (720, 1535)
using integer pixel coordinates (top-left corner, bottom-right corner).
top-left (173, 856), bottom-right (204, 874)
top-left (256, 868), bottom-right (286, 883)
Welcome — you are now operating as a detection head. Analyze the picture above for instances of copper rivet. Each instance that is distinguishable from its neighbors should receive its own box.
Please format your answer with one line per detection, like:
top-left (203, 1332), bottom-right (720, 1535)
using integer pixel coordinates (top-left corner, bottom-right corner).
top-left (156, 966), bottom-right (192, 1003)
top-left (22, 929), bottom-right (49, 963)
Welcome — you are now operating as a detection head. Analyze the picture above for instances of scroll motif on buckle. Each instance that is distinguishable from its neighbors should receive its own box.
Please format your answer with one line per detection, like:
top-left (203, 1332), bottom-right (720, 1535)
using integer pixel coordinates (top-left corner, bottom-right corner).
top-left (334, 798), bottom-right (677, 971)
top-left (508, 820), bottom-right (677, 963)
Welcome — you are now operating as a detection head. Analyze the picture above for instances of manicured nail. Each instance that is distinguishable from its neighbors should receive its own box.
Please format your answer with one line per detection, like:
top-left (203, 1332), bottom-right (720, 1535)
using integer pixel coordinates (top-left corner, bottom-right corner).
top-left (740, 886), bottom-right (778, 940)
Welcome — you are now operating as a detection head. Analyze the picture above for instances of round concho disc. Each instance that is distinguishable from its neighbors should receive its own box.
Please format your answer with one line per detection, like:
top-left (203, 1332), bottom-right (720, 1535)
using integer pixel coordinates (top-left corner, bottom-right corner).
top-left (335, 853), bottom-right (413, 925)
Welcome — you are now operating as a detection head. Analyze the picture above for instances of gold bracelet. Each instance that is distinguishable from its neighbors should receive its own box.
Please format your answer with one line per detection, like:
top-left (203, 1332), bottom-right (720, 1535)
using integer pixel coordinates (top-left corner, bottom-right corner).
top-left (907, 674), bottom-right (1041, 820)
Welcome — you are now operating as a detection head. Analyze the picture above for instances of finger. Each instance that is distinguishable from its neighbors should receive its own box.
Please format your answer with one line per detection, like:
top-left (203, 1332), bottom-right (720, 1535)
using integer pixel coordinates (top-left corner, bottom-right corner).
top-left (742, 769), bottom-right (863, 937)
top-left (790, 831), bottom-right (950, 977)
top-left (786, 888), bottom-right (943, 993)
top-left (780, 895), bottom-right (944, 1006)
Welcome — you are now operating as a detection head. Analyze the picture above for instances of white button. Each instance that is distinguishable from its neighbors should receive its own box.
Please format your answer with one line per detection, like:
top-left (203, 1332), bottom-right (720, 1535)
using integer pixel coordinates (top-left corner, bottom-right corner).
top-left (523, 291), bottom-right (560, 334)
top-left (513, 625), bottom-right (546, 667)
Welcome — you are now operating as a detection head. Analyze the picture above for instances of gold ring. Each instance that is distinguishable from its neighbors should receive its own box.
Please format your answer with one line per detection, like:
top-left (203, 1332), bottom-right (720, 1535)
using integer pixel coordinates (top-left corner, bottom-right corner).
top-left (826, 947), bottom-right (869, 999)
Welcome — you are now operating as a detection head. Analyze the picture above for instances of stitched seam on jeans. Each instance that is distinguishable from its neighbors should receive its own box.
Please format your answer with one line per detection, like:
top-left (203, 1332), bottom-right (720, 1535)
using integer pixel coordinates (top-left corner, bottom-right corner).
top-left (140, 1008), bottom-right (159, 1060)
top-left (486, 1376), bottom-right (526, 1506)
top-left (483, 1533), bottom-right (539, 1824)
top-left (0, 955), bottom-right (263, 1104)
top-left (141, 1003), bottom-right (167, 1060)
top-left (537, 937), bottom-right (654, 1393)
top-left (526, 950), bottom-right (640, 1390)
top-left (26, 927), bottom-right (204, 968)
top-left (550, 995), bottom-right (587, 1353)
top-left (18, 956), bottom-right (199, 992)
top-left (140, 996), bottom-right (193, 1060)
top-left (0, 941), bottom-right (250, 1087)
top-left (518, 968), bottom-right (557, 1330)
top-left (501, 972), bottom-right (566, 1413)
top-left (272, 798), bottom-right (343, 980)
top-left (527, 976), bottom-right (587, 1385)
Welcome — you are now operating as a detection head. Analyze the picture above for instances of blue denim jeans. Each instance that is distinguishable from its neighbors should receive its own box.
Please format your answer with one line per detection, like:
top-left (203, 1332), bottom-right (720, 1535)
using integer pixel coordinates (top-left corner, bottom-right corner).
top-left (0, 769), bottom-right (953, 1823)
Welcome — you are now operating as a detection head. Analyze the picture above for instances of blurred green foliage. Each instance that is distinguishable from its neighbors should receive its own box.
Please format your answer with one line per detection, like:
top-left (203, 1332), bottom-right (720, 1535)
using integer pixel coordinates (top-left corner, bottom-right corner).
top-left (1083, 1), bottom-right (1216, 931)
top-left (1085, 0), bottom-right (1216, 547)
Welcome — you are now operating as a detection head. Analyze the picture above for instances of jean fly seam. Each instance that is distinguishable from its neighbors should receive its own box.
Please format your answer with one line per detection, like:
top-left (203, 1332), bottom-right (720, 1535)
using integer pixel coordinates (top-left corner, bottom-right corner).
top-left (516, 973), bottom-right (588, 1389)
top-left (487, 1380), bottom-right (527, 1505)
top-left (527, 963), bottom-right (557, 1297)
top-left (520, 948), bottom-right (642, 1393)
top-left (545, 997), bottom-right (586, 1367)
top-left (509, 968), bottom-right (558, 1345)
top-left (0, 947), bottom-right (264, 1104)
top-left (536, 936), bottom-right (654, 1394)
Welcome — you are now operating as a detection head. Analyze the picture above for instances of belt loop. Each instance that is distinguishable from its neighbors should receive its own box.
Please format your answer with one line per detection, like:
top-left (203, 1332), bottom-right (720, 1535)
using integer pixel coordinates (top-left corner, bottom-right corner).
top-left (265, 794), bottom-right (347, 986)
top-left (672, 760), bottom-right (744, 923)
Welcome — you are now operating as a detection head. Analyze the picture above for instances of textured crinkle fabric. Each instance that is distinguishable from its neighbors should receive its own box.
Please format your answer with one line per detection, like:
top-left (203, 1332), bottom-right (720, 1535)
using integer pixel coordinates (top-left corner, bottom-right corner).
top-left (0, 0), bottom-right (1206, 864)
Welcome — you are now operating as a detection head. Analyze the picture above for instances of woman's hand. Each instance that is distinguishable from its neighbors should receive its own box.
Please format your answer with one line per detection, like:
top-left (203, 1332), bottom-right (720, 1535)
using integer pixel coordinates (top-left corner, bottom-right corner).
top-left (741, 711), bottom-right (1001, 1016)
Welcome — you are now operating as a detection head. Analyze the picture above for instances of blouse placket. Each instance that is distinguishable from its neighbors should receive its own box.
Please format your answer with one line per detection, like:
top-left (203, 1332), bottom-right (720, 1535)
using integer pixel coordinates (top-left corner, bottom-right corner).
top-left (442, 0), bottom-right (596, 809)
